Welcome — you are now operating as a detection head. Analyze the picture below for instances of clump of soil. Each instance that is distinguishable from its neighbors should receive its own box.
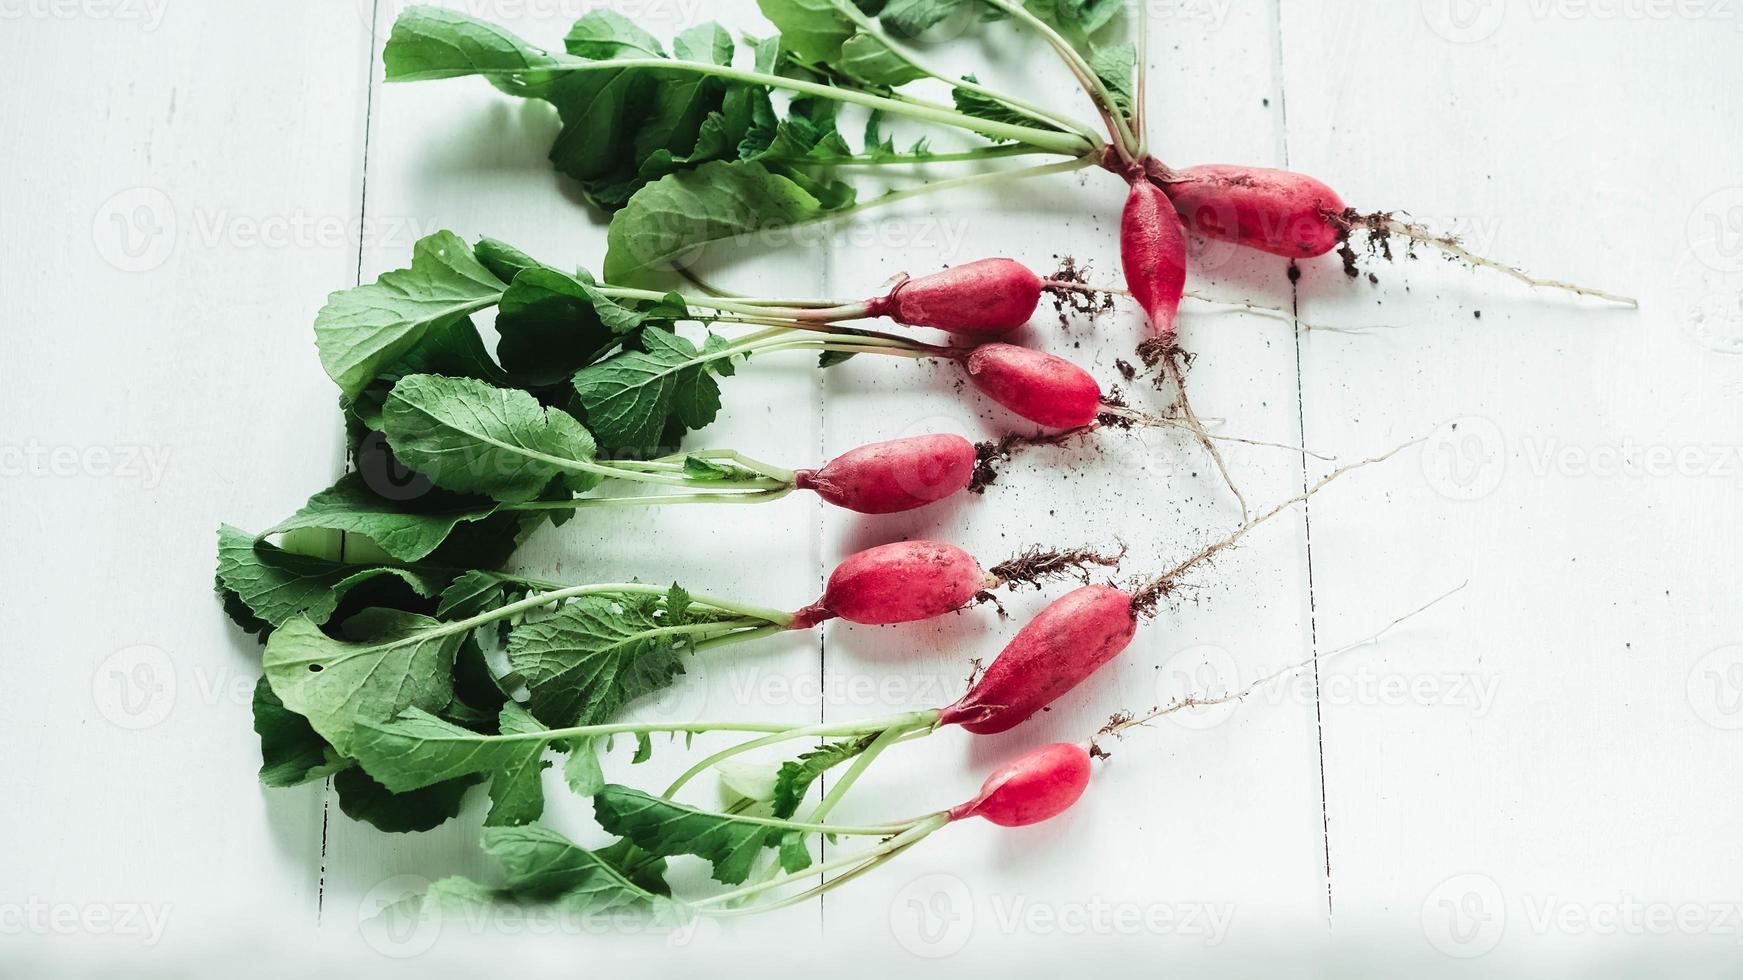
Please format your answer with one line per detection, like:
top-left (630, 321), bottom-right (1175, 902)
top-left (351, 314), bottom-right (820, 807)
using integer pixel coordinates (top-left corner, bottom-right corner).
top-left (991, 543), bottom-right (1128, 590)
top-left (1044, 256), bottom-right (1117, 327)
top-left (1125, 576), bottom-right (1178, 619)
top-left (970, 590), bottom-right (1006, 618)
top-left (969, 429), bottom-right (1086, 492)
top-left (1331, 207), bottom-right (1428, 280)
top-left (1096, 387), bottom-right (1136, 429)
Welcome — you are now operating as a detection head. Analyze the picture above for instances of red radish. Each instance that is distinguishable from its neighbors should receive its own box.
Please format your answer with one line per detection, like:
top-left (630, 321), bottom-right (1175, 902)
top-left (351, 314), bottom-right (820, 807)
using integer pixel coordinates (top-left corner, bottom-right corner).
top-left (1145, 161), bottom-right (1634, 304)
top-left (790, 540), bottom-right (994, 628)
top-left (795, 434), bottom-right (975, 515)
top-left (1119, 177), bottom-right (1189, 340)
top-left (1152, 163), bottom-right (1346, 259)
top-left (949, 742), bottom-right (1092, 826)
top-left (963, 343), bottom-right (1102, 429)
top-left (865, 258), bottom-right (1042, 336)
top-left (939, 584), bottom-right (1138, 734)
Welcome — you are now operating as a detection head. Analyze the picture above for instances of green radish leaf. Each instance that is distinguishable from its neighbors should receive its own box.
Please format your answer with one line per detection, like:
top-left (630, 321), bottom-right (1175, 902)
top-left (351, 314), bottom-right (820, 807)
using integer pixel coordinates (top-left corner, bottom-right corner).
top-left (563, 737), bottom-right (605, 796)
top-left (505, 593), bottom-right (696, 727)
top-left (1087, 42), bottom-right (1135, 117)
top-left (951, 74), bottom-right (1066, 131)
top-left (382, 374), bottom-right (604, 503)
top-left (436, 569), bottom-right (549, 620)
top-left (603, 160), bottom-right (840, 283)
top-left (838, 32), bottom-right (923, 86)
top-left (878, 0), bottom-right (964, 35)
top-left (818, 349), bottom-right (857, 368)
top-left (387, 9), bottom-right (772, 211)
top-left (632, 732), bottom-right (654, 764)
top-left (562, 9), bottom-right (665, 58)
top-left (315, 231), bottom-right (506, 400)
top-left (473, 237), bottom-right (547, 283)
top-left (677, 456), bottom-right (763, 484)
top-left (495, 268), bottom-right (627, 386)
top-left (347, 314), bottom-right (512, 433)
top-left (756, 0), bottom-right (920, 86)
top-left (412, 877), bottom-right (497, 911)
top-left (252, 677), bottom-right (347, 788)
top-left (452, 636), bottom-right (510, 717)
top-left (215, 525), bottom-right (445, 630)
top-left (383, 6), bottom-right (573, 95)
top-left (394, 833), bottom-right (671, 920)
top-left (333, 765), bottom-right (481, 834)
top-left (1009, 0), bottom-right (1121, 38)
top-left (593, 784), bottom-right (805, 884)
top-left (265, 474), bottom-right (499, 563)
top-left (1055, 0), bottom-right (1125, 36)
top-left (262, 610), bottom-right (462, 755)
top-left (754, 97), bottom-right (854, 163)
top-left (672, 21), bottom-right (734, 64)
top-left (594, 839), bottom-right (674, 897)
top-left (349, 704), bottom-right (554, 827)
top-left (488, 825), bottom-right (668, 908)
top-left (664, 583), bottom-right (695, 626)
top-left (777, 831), bottom-right (814, 874)
top-left (571, 329), bottom-right (725, 452)
top-left (769, 734), bottom-right (879, 817)
top-left (756, 0), bottom-right (855, 63)
top-left (427, 824), bottom-right (670, 910)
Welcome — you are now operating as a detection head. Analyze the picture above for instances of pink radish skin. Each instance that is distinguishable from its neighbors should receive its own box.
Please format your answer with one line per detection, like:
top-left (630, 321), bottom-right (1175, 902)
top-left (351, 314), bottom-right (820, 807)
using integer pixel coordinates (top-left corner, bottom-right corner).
top-left (963, 344), bottom-right (1102, 429)
top-left (1120, 177), bottom-right (1189, 340)
top-left (866, 258), bottom-right (1042, 336)
top-left (939, 584), bottom-right (1138, 734)
top-left (1155, 163), bottom-right (1347, 259)
top-left (790, 540), bottom-right (992, 629)
top-left (794, 434), bottom-right (975, 515)
top-left (949, 742), bottom-right (1092, 827)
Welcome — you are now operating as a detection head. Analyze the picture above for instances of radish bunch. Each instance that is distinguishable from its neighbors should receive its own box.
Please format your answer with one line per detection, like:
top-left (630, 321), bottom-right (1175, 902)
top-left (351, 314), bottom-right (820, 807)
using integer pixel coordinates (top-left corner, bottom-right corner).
top-left (227, 0), bottom-right (1541, 929)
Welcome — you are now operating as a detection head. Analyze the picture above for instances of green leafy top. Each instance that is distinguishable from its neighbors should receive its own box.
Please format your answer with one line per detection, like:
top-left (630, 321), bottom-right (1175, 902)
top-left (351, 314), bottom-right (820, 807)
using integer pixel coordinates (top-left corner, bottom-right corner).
top-left (409, 824), bottom-right (671, 915)
top-left (593, 784), bottom-right (813, 884)
top-left (381, 374), bottom-right (605, 503)
top-left (262, 609), bottom-right (463, 755)
top-left (316, 231), bottom-right (506, 400)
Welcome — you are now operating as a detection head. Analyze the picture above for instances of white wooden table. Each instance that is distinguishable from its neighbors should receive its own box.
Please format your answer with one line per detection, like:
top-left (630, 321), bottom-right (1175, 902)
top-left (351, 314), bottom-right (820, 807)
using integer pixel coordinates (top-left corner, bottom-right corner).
top-left (6, 1), bottom-right (1742, 974)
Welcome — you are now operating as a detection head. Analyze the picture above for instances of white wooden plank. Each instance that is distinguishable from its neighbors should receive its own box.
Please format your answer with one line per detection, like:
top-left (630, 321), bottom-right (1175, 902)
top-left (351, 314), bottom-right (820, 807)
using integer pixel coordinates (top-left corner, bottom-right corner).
top-left (0, 0), bottom-right (371, 957)
top-left (1281, 0), bottom-right (1743, 962)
